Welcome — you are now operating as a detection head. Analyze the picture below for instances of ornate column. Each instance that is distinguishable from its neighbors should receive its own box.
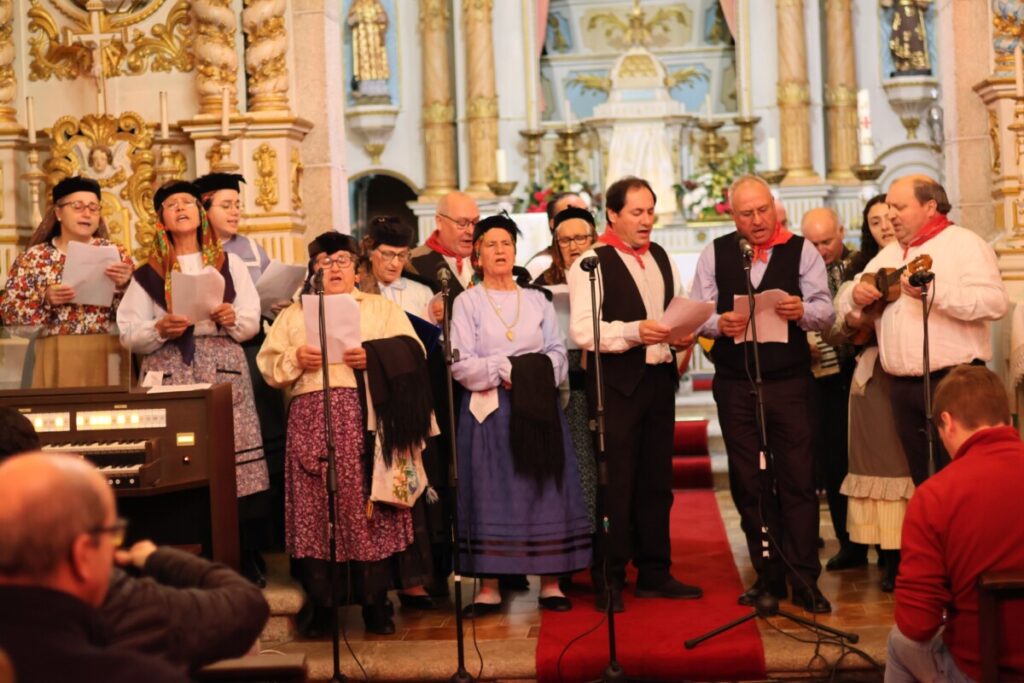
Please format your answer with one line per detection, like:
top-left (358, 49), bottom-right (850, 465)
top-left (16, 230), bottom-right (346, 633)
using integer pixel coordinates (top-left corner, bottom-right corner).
top-left (192, 0), bottom-right (239, 115)
top-left (0, 0), bottom-right (15, 127)
top-left (823, 0), bottom-right (858, 183)
top-left (775, 0), bottom-right (820, 183)
top-left (418, 0), bottom-right (457, 200)
top-left (462, 0), bottom-right (498, 196)
top-left (242, 0), bottom-right (290, 114)
top-left (0, 0), bottom-right (19, 282)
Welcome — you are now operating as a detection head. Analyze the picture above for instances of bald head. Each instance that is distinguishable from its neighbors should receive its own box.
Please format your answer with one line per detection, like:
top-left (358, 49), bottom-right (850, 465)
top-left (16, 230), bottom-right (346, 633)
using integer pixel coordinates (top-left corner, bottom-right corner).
top-left (435, 191), bottom-right (479, 258)
top-left (0, 453), bottom-right (115, 605)
top-left (801, 207), bottom-right (845, 265)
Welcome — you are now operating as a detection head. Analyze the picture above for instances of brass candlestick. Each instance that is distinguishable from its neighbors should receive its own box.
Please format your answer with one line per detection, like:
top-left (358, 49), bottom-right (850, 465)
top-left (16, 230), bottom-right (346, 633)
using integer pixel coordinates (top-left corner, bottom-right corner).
top-left (733, 115), bottom-right (761, 160)
top-left (23, 145), bottom-right (46, 226)
top-left (210, 132), bottom-right (241, 173)
top-left (555, 125), bottom-right (586, 179)
top-left (851, 163), bottom-right (885, 184)
top-left (154, 137), bottom-right (178, 185)
top-left (757, 168), bottom-right (788, 186)
top-left (696, 119), bottom-right (729, 168)
top-left (519, 128), bottom-right (546, 185)
top-left (487, 180), bottom-right (518, 198)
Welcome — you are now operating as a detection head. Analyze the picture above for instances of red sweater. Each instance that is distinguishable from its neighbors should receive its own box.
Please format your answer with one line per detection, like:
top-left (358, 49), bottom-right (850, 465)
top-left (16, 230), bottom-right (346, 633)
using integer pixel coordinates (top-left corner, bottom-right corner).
top-left (895, 426), bottom-right (1024, 681)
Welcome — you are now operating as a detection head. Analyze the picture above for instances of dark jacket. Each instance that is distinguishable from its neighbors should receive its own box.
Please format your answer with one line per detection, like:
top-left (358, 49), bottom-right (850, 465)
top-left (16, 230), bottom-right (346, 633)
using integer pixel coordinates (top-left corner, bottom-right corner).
top-left (100, 547), bottom-right (269, 672)
top-left (0, 585), bottom-right (189, 683)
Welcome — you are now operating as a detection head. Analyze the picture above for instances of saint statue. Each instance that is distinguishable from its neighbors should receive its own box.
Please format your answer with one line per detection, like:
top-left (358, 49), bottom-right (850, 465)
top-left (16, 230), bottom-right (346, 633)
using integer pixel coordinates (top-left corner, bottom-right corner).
top-left (881, 0), bottom-right (932, 77)
top-left (348, 0), bottom-right (390, 100)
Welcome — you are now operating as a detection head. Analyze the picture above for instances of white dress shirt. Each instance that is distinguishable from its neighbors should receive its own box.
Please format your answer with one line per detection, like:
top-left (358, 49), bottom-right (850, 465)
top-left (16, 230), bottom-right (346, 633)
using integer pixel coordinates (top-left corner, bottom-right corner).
top-left (439, 254), bottom-right (474, 290)
top-left (834, 225), bottom-right (1009, 376)
top-left (567, 245), bottom-right (682, 365)
top-left (378, 276), bottom-right (435, 321)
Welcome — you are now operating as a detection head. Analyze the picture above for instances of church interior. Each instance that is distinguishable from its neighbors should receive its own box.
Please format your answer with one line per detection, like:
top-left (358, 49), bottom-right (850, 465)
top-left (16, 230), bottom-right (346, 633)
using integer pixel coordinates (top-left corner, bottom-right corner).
top-left (1, 0), bottom-right (1023, 682)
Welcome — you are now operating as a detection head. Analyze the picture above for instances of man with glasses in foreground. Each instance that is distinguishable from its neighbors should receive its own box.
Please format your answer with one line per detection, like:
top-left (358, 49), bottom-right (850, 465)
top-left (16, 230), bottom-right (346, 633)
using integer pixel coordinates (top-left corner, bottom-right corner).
top-left (0, 452), bottom-right (187, 682)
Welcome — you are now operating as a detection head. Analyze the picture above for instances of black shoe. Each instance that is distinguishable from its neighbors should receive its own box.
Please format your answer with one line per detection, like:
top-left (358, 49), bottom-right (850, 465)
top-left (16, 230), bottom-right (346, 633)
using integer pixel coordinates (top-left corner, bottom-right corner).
top-left (462, 601), bottom-right (501, 619)
top-left (397, 593), bottom-right (437, 610)
top-left (737, 578), bottom-right (788, 606)
top-left (241, 551), bottom-right (267, 588)
top-left (594, 589), bottom-right (625, 613)
top-left (635, 577), bottom-right (703, 600)
top-left (538, 595), bottom-right (572, 612)
top-left (361, 603), bottom-right (396, 635)
top-left (426, 579), bottom-right (450, 598)
top-left (825, 545), bottom-right (868, 571)
top-left (791, 585), bottom-right (832, 614)
top-left (498, 574), bottom-right (530, 592)
top-left (297, 602), bottom-right (332, 639)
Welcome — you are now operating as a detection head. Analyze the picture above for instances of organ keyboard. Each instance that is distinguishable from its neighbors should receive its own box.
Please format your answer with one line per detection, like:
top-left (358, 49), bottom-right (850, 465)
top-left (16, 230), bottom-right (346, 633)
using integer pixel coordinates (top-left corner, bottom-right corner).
top-left (0, 384), bottom-right (239, 570)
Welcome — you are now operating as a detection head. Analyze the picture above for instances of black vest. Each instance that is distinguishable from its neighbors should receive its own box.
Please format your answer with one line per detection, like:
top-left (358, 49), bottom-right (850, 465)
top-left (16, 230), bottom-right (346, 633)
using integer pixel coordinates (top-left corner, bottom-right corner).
top-left (709, 233), bottom-right (811, 380)
top-left (586, 242), bottom-right (675, 397)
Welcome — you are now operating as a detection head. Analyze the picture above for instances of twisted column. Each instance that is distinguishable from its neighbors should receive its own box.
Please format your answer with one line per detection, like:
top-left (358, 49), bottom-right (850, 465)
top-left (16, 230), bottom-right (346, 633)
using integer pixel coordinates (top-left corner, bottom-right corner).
top-left (418, 0), bottom-right (457, 199)
top-left (243, 0), bottom-right (290, 113)
top-left (775, 0), bottom-right (819, 182)
top-left (192, 0), bottom-right (239, 115)
top-left (462, 0), bottom-right (498, 196)
top-left (0, 1), bottom-right (15, 126)
top-left (824, 0), bottom-right (858, 182)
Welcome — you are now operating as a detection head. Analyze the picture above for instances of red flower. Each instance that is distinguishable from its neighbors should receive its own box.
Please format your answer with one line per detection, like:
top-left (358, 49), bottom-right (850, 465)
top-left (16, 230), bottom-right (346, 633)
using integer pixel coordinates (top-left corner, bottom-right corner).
top-left (714, 202), bottom-right (730, 215)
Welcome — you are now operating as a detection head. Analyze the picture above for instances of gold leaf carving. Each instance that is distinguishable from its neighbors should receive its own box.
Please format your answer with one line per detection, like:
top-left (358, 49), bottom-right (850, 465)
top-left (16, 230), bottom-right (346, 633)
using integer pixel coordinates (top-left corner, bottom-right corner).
top-left (466, 96), bottom-right (498, 120)
top-left (253, 144), bottom-right (279, 212)
top-left (587, 0), bottom-right (686, 49)
top-left (422, 101), bottom-right (455, 124)
top-left (290, 148), bottom-right (303, 211)
top-left (567, 73), bottom-right (611, 95)
top-left (665, 66), bottom-right (707, 91)
top-left (27, 2), bottom-right (92, 81)
top-left (125, 0), bottom-right (195, 74)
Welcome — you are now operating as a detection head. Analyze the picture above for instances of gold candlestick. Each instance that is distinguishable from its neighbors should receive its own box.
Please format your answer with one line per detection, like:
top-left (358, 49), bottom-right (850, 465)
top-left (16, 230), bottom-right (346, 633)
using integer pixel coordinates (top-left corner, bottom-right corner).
top-left (23, 145), bottom-right (46, 226)
top-left (487, 180), bottom-right (518, 198)
top-left (555, 125), bottom-right (586, 180)
top-left (210, 133), bottom-right (240, 173)
top-left (733, 115), bottom-right (761, 169)
top-left (851, 163), bottom-right (885, 184)
top-left (757, 168), bottom-right (788, 186)
top-left (519, 129), bottom-right (546, 185)
top-left (696, 119), bottom-right (729, 168)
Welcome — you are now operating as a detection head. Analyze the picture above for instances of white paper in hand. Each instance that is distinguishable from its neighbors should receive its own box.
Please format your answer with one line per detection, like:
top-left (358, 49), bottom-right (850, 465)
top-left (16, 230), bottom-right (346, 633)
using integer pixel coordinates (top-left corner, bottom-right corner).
top-left (255, 261), bottom-right (306, 318)
top-left (661, 296), bottom-right (715, 339)
top-left (63, 241), bottom-right (120, 307)
top-left (302, 293), bottom-right (361, 363)
top-left (731, 288), bottom-right (790, 343)
top-left (170, 268), bottom-right (225, 322)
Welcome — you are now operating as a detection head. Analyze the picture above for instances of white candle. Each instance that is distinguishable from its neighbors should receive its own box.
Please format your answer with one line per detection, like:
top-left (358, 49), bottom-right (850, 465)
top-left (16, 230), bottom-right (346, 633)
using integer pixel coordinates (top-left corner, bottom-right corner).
top-left (1016, 44), bottom-right (1023, 98)
top-left (859, 141), bottom-right (876, 166)
top-left (495, 148), bottom-right (507, 183)
top-left (25, 96), bottom-right (36, 145)
top-left (159, 91), bottom-right (169, 139)
top-left (740, 88), bottom-right (751, 119)
top-left (563, 98), bottom-right (573, 127)
top-left (765, 137), bottom-right (779, 170)
top-left (705, 93), bottom-right (713, 122)
top-left (856, 88), bottom-right (872, 143)
top-left (221, 87), bottom-right (230, 137)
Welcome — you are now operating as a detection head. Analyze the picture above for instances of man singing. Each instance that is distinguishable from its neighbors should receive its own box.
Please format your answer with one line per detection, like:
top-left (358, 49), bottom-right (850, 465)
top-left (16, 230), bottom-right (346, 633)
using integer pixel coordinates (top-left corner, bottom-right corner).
top-left (690, 175), bottom-right (835, 613)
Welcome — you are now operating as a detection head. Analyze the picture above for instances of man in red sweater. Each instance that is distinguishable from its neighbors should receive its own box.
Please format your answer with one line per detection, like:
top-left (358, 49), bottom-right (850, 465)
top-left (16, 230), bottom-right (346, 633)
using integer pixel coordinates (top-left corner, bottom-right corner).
top-left (887, 365), bottom-right (1024, 682)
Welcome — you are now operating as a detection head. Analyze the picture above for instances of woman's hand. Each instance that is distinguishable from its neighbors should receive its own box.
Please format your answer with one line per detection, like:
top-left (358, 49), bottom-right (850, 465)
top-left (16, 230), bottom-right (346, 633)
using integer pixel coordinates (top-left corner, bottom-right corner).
top-left (155, 314), bottom-right (191, 339)
top-left (210, 303), bottom-right (236, 327)
top-left (45, 284), bottom-right (76, 306)
top-left (342, 347), bottom-right (367, 370)
top-left (296, 345), bottom-right (322, 370)
top-left (105, 261), bottom-right (133, 288)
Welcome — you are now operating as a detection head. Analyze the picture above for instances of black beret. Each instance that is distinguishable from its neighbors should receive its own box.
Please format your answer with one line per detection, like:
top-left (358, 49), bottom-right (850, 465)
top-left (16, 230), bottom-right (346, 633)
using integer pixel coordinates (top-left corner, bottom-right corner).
top-left (308, 231), bottom-right (359, 259)
top-left (552, 206), bottom-right (596, 231)
top-left (366, 216), bottom-right (414, 248)
top-left (472, 213), bottom-right (521, 244)
top-left (52, 176), bottom-right (101, 204)
top-left (153, 180), bottom-right (201, 215)
top-left (194, 173), bottom-right (246, 197)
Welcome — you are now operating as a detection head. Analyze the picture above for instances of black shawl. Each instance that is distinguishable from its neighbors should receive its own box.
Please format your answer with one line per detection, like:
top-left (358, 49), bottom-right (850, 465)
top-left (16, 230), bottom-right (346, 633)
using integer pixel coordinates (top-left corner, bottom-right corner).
top-left (362, 335), bottom-right (434, 468)
top-left (509, 353), bottom-right (565, 490)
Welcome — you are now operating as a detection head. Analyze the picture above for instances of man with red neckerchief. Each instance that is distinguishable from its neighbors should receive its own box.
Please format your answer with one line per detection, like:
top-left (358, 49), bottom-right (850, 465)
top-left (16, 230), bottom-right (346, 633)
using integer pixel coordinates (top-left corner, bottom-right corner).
top-left (836, 175), bottom-right (1008, 485)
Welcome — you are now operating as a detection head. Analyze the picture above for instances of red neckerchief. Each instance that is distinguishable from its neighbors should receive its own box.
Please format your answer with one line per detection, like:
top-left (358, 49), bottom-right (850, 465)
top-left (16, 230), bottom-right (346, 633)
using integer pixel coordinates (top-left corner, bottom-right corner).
top-left (751, 223), bottom-right (795, 263)
top-left (902, 214), bottom-right (952, 258)
top-left (597, 228), bottom-right (649, 268)
top-left (425, 229), bottom-right (464, 271)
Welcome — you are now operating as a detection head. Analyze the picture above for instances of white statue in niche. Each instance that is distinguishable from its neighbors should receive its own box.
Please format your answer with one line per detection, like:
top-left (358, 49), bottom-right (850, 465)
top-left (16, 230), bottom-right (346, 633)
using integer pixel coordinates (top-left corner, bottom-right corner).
top-left (82, 144), bottom-right (127, 188)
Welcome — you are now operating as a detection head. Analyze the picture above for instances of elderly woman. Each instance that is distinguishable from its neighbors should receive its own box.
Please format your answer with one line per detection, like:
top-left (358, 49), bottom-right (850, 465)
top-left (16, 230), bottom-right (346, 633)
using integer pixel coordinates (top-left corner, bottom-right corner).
top-left (452, 214), bottom-right (591, 617)
top-left (117, 180), bottom-right (269, 509)
top-left (257, 232), bottom-right (435, 635)
top-left (1, 176), bottom-right (133, 387)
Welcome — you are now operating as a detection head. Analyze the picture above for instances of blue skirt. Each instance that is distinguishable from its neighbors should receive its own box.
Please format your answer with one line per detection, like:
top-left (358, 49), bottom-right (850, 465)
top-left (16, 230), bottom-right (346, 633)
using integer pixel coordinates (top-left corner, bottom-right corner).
top-left (456, 387), bottom-right (592, 575)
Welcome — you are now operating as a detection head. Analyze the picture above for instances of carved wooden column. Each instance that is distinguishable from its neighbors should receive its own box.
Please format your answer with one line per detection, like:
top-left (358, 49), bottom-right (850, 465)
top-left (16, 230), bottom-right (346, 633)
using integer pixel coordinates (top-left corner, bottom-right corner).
top-left (0, 0), bottom-right (15, 127)
top-left (192, 0), bottom-right (239, 115)
top-left (823, 0), bottom-right (858, 183)
top-left (0, 0), bottom-right (19, 282)
top-left (776, 0), bottom-right (820, 183)
top-left (243, 0), bottom-right (290, 113)
top-left (462, 0), bottom-right (498, 196)
top-left (419, 0), bottom-right (457, 200)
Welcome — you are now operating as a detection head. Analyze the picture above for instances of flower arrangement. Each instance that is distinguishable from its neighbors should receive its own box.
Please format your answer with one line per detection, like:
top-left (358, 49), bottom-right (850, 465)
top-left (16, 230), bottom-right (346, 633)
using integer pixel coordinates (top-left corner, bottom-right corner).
top-left (675, 150), bottom-right (757, 222)
top-left (521, 159), bottom-right (595, 213)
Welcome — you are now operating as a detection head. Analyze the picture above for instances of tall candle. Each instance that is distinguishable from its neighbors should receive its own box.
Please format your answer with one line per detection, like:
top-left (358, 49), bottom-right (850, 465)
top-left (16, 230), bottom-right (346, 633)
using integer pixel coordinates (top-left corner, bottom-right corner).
top-left (705, 93), bottom-right (713, 122)
top-left (221, 87), bottom-right (230, 137)
top-left (159, 91), bottom-right (169, 139)
top-left (858, 141), bottom-right (876, 166)
top-left (495, 148), bottom-right (507, 183)
top-left (563, 98), bottom-right (573, 127)
top-left (25, 96), bottom-right (36, 145)
top-left (856, 88), bottom-right (872, 143)
top-left (1016, 44), bottom-right (1023, 98)
top-left (765, 136), bottom-right (779, 170)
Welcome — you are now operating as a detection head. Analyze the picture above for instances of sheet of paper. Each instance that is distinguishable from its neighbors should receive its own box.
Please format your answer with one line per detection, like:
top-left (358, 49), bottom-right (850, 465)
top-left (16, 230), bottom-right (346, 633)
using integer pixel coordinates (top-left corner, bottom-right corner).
top-left (302, 293), bottom-right (361, 362)
top-left (731, 288), bottom-right (790, 344)
top-left (146, 383), bottom-right (212, 393)
top-left (141, 370), bottom-right (164, 388)
top-left (547, 284), bottom-right (576, 350)
top-left (255, 261), bottom-right (306, 318)
top-left (170, 268), bottom-right (225, 323)
top-left (62, 241), bottom-right (120, 307)
top-left (660, 296), bottom-right (715, 339)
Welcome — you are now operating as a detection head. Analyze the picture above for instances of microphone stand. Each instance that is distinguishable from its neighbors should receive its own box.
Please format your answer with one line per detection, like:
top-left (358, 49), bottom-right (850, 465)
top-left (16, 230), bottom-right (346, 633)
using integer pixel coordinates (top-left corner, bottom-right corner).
top-left (439, 270), bottom-right (474, 683)
top-left (686, 249), bottom-right (857, 650)
top-left (315, 271), bottom-right (347, 683)
top-left (911, 271), bottom-right (937, 473)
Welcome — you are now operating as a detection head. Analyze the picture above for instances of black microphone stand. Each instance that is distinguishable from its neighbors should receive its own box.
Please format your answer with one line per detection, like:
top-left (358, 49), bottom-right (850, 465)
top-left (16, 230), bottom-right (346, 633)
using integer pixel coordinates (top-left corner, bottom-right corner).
top-left (315, 270), bottom-right (347, 682)
top-left (439, 270), bottom-right (474, 683)
top-left (685, 249), bottom-right (857, 650)
top-left (910, 270), bottom-right (937, 472)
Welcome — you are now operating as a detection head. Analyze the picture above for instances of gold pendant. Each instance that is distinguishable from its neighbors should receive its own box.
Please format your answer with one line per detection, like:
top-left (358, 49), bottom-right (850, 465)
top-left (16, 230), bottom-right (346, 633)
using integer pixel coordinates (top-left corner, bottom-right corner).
top-left (506, 330), bottom-right (514, 341)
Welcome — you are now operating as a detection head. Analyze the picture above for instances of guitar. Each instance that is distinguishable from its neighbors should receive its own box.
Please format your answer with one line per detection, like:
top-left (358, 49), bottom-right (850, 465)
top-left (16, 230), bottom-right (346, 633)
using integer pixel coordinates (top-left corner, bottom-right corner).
top-left (849, 254), bottom-right (932, 345)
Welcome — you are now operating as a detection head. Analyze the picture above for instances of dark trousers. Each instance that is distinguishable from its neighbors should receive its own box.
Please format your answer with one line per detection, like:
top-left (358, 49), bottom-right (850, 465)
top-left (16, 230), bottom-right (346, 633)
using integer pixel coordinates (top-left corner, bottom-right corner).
top-left (889, 370), bottom-right (953, 486)
top-left (590, 363), bottom-right (676, 590)
top-left (813, 371), bottom-right (857, 548)
top-left (713, 373), bottom-right (821, 587)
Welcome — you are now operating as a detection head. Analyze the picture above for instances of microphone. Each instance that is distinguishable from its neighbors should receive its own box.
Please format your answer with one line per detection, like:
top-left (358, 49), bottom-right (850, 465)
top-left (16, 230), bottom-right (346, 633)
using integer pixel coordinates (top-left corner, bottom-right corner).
top-left (310, 268), bottom-right (325, 293)
top-left (436, 263), bottom-right (452, 285)
top-left (579, 256), bottom-right (599, 272)
top-left (908, 270), bottom-right (934, 288)
top-left (738, 237), bottom-right (754, 263)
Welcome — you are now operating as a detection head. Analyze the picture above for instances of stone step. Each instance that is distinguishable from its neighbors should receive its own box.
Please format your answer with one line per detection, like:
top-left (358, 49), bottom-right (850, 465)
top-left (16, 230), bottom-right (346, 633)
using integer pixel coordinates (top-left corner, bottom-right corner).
top-left (260, 553), bottom-right (304, 644)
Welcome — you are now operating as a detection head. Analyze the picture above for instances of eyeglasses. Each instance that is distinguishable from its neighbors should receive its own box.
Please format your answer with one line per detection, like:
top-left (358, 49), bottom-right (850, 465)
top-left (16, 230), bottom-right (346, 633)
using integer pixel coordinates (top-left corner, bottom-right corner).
top-left (58, 200), bottom-right (102, 214)
top-left (162, 198), bottom-right (199, 212)
top-left (439, 213), bottom-right (479, 230)
top-left (374, 249), bottom-right (409, 264)
top-left (88, 517), bottom-right (128, 547)
top-left (316, 254), bottom-right (355, 270)
top-left (557, 235), bottom-right (592, 248)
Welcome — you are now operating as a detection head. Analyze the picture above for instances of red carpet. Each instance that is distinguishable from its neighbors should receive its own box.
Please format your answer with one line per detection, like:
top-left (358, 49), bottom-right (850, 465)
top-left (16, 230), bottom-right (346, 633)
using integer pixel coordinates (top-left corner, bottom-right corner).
top-left (536, 491), bottom-right (766, 682)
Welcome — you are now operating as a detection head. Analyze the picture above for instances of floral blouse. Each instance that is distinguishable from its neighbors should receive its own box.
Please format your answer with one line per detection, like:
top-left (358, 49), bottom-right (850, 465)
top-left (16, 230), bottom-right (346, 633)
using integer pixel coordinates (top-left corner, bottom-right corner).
top-left (1, 238), bottom-right (133, 337)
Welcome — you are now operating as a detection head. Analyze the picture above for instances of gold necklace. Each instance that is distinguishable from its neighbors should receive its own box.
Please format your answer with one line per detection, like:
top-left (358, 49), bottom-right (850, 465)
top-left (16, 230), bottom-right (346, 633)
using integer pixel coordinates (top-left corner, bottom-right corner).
top-left (482, 285), bottom-right (520, 341)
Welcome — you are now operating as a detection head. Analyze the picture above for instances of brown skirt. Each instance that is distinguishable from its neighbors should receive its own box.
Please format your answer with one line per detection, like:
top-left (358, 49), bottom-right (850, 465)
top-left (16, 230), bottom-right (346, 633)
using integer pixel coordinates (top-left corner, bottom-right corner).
top-left (31, 333), bottom-right (130, 389)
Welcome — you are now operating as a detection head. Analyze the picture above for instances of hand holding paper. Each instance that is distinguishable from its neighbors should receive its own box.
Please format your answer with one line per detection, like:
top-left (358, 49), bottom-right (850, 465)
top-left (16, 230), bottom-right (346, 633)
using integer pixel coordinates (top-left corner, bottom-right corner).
top-left (302, 293), bottom-right (361, 362)
top-left (731, 288), bottom-right (790, 343)
top-left (63, 241), bottom-right (121, 307)
top-left (169, 269), bottom-right (226, 323)
top-left (255, 261), bottom-right (306, 318)
top-left (660, 296), bottom-right (715, 339)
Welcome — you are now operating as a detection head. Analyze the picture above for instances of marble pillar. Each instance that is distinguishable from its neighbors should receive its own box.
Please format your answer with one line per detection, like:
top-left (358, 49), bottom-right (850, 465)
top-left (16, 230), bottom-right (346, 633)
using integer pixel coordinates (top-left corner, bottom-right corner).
top-left (418, 0), bottom-right (458, 201)
top-left (462, 0), bottom-right (498, 197)
top-left (823, 0), bottom-right (858, 184)
top-left (775, 0), bottom-right (820, 184)
top-left (192, 0), bottom-right (240, 115)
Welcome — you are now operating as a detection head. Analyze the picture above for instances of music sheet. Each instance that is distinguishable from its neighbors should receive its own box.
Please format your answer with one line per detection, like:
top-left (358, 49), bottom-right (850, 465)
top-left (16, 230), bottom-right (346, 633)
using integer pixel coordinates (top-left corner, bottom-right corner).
top-left (62, 241), bottom-right (121, 307)
top-left (169, 268), bottom-right (225, 322)
top-left (255, 261), bottom-right (306, 318)
top-left (661, 296), bottom-right (715, 339)
top-left (731, 288), bottom-right (789, 344)
top-left (301, 293), bottom-right (361, 362)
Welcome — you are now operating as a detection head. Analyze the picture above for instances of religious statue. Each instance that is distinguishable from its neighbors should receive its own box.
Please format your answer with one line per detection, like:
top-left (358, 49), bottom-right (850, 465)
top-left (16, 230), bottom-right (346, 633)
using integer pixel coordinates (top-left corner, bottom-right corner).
top-left (347, 0), bottom-right (390, 101)
top-left (881, 0), bottom-right (932, 77)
